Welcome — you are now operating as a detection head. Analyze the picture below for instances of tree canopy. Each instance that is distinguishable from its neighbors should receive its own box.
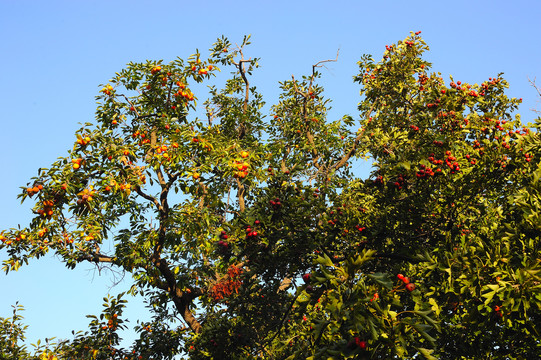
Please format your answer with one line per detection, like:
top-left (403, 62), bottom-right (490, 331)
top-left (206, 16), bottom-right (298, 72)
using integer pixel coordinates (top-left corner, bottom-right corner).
top-left (1, 33), bottom-right (540, 359)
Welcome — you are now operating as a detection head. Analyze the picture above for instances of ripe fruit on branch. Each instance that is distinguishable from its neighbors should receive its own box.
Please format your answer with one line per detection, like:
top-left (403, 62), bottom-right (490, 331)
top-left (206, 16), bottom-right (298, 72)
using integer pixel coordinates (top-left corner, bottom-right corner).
top-left (71, 158), bottom-right (83, 170)
top-left (347, 337), bottom-right (367, 350)
top-left (26, 184), bottom-right (43, 197)
top-left (269, 198), bottom-right (282, 209)
top-left (76, 135), bottom-right (91, 146)
top-left (302, 273), bottom-right (311, 283)
top-left (101, 84), bottom-right (113, 96)
top-left (77, 187), bottom-right (96, 203)
top-left (217, 240), bottom-right (230, 255)
top-left (37, 200), bottom-right (55, 219)
top-left (406, 283), bottom-right (416, 292)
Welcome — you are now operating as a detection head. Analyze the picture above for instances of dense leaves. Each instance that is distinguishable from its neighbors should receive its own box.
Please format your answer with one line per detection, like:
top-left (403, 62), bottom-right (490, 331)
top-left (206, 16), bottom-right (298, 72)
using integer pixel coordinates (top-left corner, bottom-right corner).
top-left (1, 33), bottom-right (540, 359)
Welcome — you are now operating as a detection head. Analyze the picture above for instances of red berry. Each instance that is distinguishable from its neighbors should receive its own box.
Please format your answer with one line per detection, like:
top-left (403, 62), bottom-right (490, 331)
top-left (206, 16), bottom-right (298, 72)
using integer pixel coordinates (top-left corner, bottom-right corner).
top-left (302, 273), bottom-right (311, 283)
top-left (402, 277), bottom-right (410, 284)
top-left (354, 337), bottom-right (367, 349)
top-left (406, 283), bottom-right (416, 292)
top-left (397, 274), bottom-right (405, 280)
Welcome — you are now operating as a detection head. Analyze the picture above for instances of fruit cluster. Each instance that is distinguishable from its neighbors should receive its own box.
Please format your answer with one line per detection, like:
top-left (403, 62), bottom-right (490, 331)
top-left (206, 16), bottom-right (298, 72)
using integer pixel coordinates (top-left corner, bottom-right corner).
top-left (217, 231), bottom-right (230, 255)
top-left (269, 198), bottom-right (282, 210)
top-left (416, 164), bottom-right (436, 178)
top-left (100, 84), bottom-right (113, 96)
top-left (197, 65), bottom-right (213, 75)
top-left (347, 336), bottom-right (367, 350)
top-left (76, 135), bottom-right (91, 146)
top-left (397, 273), bottom-right (416, 292)
top-left (444, 150), bottom-right (460, 174)
top-left (244, 221), bottom-right (260, 240)
top-left (393, 175), bottom-right (406, 190)
top-left (71, 158), bottom-right (84, 170)
top-left (26, 184), bottom-right (43, 197)
top-left (37, 200), bottom-right (55, 219)
top-left (233, 160), bottom-right (250, 178)
top-left (77, 187), bottom-right (96, 205)
top-left (101, 313), bottom-right (119, 331)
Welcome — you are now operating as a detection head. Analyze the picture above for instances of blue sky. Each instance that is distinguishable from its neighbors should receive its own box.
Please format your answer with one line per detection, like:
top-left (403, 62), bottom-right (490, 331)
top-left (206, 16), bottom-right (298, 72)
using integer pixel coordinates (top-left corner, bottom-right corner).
top-left (1, 0), bottom-right (540, 350)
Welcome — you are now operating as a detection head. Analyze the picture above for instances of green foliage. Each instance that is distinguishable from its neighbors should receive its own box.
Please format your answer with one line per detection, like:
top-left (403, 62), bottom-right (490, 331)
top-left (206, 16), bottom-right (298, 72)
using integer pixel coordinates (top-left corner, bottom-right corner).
top-left (1, 32), bottom-right (540, 359)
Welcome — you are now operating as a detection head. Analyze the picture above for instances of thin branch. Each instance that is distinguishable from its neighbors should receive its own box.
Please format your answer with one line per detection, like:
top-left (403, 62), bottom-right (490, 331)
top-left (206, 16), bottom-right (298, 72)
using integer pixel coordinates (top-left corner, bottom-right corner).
top-left (135, 185), bottom-right (161, 210)
top-left (78, 252), bottom-right (115, 263)
top-left (329, 102), bottom-right (378, 172)
top-left (310, 49), bottom-right (340, 89)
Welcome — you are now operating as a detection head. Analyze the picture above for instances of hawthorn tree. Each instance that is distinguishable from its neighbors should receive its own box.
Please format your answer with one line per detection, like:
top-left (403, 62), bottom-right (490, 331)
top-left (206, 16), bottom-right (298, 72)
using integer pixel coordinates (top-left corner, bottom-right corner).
top-left (1, 33), bottom-right (540, 359)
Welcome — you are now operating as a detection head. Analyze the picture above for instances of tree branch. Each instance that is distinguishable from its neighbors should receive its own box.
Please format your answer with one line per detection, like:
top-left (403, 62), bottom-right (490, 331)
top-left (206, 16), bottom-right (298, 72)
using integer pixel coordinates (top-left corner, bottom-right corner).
top-left (78, 252), bottom-right (115, 264)
top-left (151, 253), bottom-right (202, 333)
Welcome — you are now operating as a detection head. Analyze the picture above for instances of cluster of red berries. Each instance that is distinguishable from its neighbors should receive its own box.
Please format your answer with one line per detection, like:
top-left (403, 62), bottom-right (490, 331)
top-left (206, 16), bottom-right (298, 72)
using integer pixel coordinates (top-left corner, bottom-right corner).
top-left (397, 274), bottom-right (416, 292)
top-left (416, 164), bottom-right (436, 178)
top-left (347, 336), bottom-right (367, 350)
top-left (428, 154), bottom-right (443, 166)
top-left (448, 81), bottom-right (484, 97)
top-left (393, 175), bottom-right (406, 190)
top-left (444, 151), bottom-right (460, 174)
top-left (426, 99), bottom-right (441, 108)
top-left (465, 154), bottom-right (477, 165)
top-left (245, 220), bottom-right (260, 239)
top-left (494, 305), bottom-right (503, 318)
top-left (217, 231), bottom-right (230, 254)
top-left (374, 175), bottom-right (384, 186)
top-left (269, 198), bottom-right (282, 209)
top-left (355, 225), bottom-right (366, 232)
top-left (302, 273), bottom-right (316, 293)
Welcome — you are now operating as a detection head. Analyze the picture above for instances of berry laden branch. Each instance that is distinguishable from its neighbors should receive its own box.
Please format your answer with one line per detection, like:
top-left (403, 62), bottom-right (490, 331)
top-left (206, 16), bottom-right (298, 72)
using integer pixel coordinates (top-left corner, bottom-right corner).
top-left (231, 50), bottom-right (253, 213)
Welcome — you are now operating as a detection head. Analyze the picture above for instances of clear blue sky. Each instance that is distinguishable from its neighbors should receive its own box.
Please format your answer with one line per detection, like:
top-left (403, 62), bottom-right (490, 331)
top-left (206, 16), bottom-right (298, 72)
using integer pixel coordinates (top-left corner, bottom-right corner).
top-left (1, 0), bottom-right (540, 350)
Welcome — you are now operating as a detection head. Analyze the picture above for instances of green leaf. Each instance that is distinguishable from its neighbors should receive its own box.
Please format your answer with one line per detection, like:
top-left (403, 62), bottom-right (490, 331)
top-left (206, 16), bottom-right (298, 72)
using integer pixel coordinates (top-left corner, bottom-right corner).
top-left (414, 309), bottom-right (441, 332)
top-left (315, 253), bottom-right (334, 268)
top-left (418, 347), bottom-right (438, 360)
top-left (368, 272), bottom-right (393, 290)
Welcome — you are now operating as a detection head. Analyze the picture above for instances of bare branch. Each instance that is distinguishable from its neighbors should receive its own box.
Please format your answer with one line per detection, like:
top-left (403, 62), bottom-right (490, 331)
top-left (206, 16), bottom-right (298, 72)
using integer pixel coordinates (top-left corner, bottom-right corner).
top-left (310, 49), bottom-right (340, 89)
